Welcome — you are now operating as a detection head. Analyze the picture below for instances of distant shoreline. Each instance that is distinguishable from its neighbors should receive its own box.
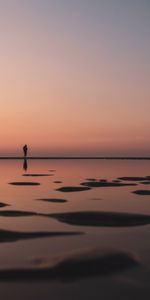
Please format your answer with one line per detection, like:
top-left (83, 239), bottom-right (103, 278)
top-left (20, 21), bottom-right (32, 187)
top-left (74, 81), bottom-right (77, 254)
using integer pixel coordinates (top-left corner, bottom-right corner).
top-left (0, 157), bottom-right (150, 160)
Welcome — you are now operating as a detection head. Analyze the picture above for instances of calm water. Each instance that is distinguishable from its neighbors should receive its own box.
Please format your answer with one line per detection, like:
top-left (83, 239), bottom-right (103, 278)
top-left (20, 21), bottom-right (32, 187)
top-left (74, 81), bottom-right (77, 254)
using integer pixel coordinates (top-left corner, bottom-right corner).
top-left (0, 159), bottom-right (150, 299)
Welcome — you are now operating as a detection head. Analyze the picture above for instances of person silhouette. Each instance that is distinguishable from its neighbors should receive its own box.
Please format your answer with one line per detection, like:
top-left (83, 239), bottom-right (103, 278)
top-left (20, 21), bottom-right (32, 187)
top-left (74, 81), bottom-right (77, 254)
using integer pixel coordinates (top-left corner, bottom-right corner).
top-left (23, 144), bottom-right (28, 157)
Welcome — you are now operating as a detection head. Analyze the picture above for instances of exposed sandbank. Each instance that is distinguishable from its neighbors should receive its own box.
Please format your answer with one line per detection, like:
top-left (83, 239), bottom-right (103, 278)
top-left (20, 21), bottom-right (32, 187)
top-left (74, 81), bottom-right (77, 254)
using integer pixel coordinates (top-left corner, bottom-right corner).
top-left (0, 229), bottom-right (82, 243)
top-left (81, 181), bottom-right (137, 188)
top-left (57, 186), bottom-right (91, 192)
top-left (9, 182), bottom-right (40, 186)
top-left (23, 174), bottom-right (50, 177)
top-left (132, 190), bottom-right (150, 195)
top-left (37, 198), bottom-right (68, 203)
top-left (49, 211), bottom-right (150, 227)
top-left (0, 248), bottom-right (139, 281)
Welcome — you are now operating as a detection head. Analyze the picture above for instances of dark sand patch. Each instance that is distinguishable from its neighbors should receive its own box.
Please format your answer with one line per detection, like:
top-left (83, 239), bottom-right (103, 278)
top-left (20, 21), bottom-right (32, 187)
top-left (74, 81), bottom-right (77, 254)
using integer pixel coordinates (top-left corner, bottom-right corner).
top-left (23, 174), bottom-right (50, 177)
top-left (112, 180), bottom-right (122, 183)
top-left (37, 198), bottom-right (68, 203)
top-left (2, 209), bottom-right (149, 228)
top-left (85, 178), bottom-right (96, 181)
top-left (57, 186), bottom-right (91, 193)
top-left (9, 182), bottom-right (40, 186)
top-left (54, 181), bottom-right (63, 184)
top-left (0, 202), bottom-right (10, 208)
top-left (81, 181), bottom-right (137, 188)
top-left (0, 248), bottom-right (139, 281)
top-left (49, 170), bottom-right (56, 172)
top-left (0, 229), bottom-right (81, 243)
top-left (49, 211), bottom-right (150, 227)
top-left (99, 179), bottom-right (107, 182)
top-left (118, 176), bottom-right (149, 181)
top-left (132, 190), bottom-right (150, 195)
top-left (0, 210), bottom-right (38, 217)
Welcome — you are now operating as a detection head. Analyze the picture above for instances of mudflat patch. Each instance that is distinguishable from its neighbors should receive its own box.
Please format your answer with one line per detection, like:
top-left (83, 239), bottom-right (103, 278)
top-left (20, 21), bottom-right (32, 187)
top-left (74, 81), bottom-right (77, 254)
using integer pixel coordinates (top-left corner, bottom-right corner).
top-left (99, 179), bottom-right (107, 182)
top-left (85, 178), bottom-right (97, 181)
top-left (23, 174), bottom-right (50, 177)
top-left (57, 186), bottom-right (91, 192)
top-left (49, 211), bottom-right (150, 227)
top-left (0, 202), bottom-right (10, 208)
top-left (37, 198), bottom-right (68, 203)
top-left (81, 181), bottom-right (137, 188)
top-left (54, 181), bottom-right (63, 184)
top-left (112, 180), bottom-right (122, 183)
top-left (0, 229), bottom-right (82, 243)
top-left (118, 176), bottom-right (150, 181)
top-left (0, 210), bottom-right (38, 217)
top-left (9, 182), bottom-right (40, 186)
top-left (132, 190), bottom-right (150, 195)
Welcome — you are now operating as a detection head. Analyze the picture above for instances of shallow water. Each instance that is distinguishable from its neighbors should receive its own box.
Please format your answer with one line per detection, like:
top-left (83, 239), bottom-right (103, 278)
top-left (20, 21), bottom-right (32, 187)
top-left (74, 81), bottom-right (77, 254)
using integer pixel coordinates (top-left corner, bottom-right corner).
top-left (0, 159), bottom-right (150, 299)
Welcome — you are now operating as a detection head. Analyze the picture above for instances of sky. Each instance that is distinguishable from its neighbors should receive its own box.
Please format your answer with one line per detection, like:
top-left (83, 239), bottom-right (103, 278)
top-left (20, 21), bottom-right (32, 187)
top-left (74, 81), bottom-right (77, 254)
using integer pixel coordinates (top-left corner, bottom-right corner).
top-left (0, 0), bottom-right (150, 156)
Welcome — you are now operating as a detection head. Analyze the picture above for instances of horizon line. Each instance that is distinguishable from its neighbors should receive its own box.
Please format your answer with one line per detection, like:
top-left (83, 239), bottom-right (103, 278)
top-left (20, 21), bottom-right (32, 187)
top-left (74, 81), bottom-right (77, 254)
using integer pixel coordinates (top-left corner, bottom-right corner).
top-left (0, 156), bottom-right (150, 160)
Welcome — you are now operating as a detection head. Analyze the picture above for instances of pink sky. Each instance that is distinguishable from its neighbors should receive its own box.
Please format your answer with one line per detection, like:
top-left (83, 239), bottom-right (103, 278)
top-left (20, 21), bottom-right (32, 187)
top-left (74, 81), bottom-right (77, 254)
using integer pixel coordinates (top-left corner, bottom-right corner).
top-left (0, 1), bottom-right (149, 156)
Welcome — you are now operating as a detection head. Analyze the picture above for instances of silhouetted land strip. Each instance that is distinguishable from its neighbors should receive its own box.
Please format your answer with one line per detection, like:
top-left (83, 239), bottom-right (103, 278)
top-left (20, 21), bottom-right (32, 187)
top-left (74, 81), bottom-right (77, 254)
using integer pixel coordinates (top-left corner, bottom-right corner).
top-left (0, 157), bottom-right (150, 160)
top-left (132, 190), bottom-right (150, 195)
top-left (0, 248), bottom-right (139, 281)
top-left (49, 211), bottom-right (150, 227)
top-left (0, 229), bottom-right (82, 243)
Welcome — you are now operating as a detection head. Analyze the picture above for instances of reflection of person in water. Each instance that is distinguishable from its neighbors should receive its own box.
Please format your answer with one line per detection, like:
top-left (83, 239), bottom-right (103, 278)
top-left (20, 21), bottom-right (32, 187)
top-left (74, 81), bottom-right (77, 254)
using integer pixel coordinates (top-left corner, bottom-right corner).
top-left (23, 145), bottom-right (28, 157)
top-left (23, 159), bottom-right (28, 171)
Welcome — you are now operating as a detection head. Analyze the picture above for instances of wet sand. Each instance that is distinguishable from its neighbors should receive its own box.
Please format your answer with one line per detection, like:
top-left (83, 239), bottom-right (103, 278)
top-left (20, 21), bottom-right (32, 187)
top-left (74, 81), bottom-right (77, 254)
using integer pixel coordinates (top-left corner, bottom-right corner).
top-left (0, 248), bottom-right (139, 281)
top-left (0, 229), bottom-right (82, 243)
top-left (1, 159), bottom-right (150, 300)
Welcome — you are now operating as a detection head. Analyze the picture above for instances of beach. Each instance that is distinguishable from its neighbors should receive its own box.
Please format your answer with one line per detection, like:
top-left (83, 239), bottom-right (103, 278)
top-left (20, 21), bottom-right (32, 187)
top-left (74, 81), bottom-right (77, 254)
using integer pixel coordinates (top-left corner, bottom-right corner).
top-left (0, 159), bottom-right (150, 299)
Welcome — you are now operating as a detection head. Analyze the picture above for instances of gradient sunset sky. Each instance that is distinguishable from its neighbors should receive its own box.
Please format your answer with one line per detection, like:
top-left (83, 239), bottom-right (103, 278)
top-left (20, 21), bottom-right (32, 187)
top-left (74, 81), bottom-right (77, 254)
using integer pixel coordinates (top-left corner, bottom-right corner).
top-left (0, 0), bottom-right (150, 156)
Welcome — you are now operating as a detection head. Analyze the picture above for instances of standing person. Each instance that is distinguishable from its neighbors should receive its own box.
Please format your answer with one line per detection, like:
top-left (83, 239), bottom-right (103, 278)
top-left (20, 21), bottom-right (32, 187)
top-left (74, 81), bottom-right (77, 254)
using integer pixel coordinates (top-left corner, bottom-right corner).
top-left (23, 144), bottom-right (28, 157)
